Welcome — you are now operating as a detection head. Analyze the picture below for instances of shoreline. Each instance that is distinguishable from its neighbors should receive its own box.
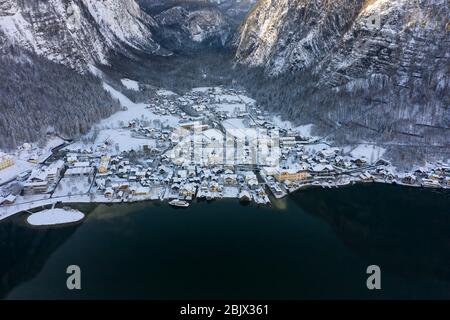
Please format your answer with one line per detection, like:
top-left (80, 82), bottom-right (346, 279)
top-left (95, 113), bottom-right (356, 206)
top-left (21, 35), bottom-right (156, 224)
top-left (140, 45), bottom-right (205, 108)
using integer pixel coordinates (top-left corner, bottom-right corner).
top-left (1, 180), bottom-right (448, 223)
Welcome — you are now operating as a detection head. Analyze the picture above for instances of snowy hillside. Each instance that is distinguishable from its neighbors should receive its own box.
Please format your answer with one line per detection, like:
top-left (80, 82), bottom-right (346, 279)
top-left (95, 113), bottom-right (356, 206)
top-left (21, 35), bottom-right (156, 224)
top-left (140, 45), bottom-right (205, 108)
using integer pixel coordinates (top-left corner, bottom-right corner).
top-left (0, 0), bottom-right (167, 71)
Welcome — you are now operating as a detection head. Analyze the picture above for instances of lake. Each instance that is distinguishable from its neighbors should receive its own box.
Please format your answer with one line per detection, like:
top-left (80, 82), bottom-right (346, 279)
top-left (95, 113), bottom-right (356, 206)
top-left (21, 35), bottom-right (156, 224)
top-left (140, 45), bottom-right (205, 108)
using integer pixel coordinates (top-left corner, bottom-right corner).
top-left (1, 184), bottom-right (450, 299)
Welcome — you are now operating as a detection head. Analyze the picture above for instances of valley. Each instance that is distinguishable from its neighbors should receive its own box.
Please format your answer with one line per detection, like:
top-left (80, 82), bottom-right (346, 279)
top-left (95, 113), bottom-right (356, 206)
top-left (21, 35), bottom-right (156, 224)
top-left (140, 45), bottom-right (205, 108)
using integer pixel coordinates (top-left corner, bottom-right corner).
top-left (0, 0), bottom-right (449, 301)
top-left (1, 70), bottom-right (449, 222)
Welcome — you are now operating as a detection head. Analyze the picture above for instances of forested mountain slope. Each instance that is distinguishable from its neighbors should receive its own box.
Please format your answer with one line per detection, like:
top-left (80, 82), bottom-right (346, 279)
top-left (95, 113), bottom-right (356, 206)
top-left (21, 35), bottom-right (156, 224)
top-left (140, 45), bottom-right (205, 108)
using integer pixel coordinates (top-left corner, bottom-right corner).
top-left (0, 0), bottom-right (168, 72)
top-left (235, 0), bottom-right (450, 152)
top-left (0, 46), bottom-right (120, 149)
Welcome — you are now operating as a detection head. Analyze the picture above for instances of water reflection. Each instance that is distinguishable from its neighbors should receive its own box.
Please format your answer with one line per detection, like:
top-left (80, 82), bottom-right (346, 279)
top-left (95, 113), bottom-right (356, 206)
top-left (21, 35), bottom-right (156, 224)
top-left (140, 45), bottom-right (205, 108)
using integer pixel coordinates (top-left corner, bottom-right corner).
top-left (0, 213), bottom-right (79, 298)
top-left (291, 184), bottom-right (450, 282)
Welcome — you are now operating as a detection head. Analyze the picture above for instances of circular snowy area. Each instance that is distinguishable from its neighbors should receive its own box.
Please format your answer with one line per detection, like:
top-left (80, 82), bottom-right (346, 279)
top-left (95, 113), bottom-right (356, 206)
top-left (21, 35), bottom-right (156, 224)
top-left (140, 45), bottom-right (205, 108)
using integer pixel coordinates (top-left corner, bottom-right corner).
top-left (27, 208), bottom-right (85, 226)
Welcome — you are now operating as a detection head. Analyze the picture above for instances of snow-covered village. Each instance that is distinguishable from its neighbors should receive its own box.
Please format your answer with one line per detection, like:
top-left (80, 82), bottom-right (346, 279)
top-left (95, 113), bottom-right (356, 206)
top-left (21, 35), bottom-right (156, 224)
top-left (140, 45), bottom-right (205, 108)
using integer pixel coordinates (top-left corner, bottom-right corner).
top-left (1, 80), bottom-right (450, 224)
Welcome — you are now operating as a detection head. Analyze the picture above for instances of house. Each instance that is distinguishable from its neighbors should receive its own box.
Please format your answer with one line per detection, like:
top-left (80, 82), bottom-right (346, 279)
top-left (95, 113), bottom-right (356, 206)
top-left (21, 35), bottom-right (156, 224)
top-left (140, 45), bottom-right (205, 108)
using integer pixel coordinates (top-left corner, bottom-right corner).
top-left (104, 188), bottom-right (114, 198)
top-left (98, 161), bottom-right (109, 174)
top-left (242, 171), bottom-right (257, 183)
top-left (46, 160), bottom-right (65, 182)
top-left (359, 171), bottom-right (374, 182)
top-left (239, 189), bottom-right (252, 202)
top-left (17, 171), bottom-right (31, 181)
top-left (316, 148), bottom-right (339, 159)
top-left (179, 184), bottom-right (197, 197)
top-left (23, 168), bottom-right (50, 195)
top-left (132, 187), bottom-right (150, 196)
top-left (414, 168), bottom-right (428, 178)
top-left (0, 153), bottom-right (14, 171)
top-left (28, 154), bottom-right (39, 164)
top-left (177, 170), bottom-right (188, 179)
top-left (261, 167), bottom-right (278, 177)
top-left (247, 178), bottom-right (259, 189)
top-left (223, 174), bottom-right (238, 185)
top-left (352, 158), bottom-right (367, 167)
top-left (210, 181), bottom-right (221, 192)
top-left (117, 182), bottom-right (129, 190)
top-left (171, 183), bottom-right (181, 191)
top-left (0, 194), bottom-right (16, 205)
top-left (23, 181), bottom-right (48, 195)
top-left (311, 164), bottom-right (335, 177)
top-left (280, 137), bottom-right (296, 147)
top-left (401, 174), bottom-right (416, 185)
top-left (67, 155), bottom-right (78, 164)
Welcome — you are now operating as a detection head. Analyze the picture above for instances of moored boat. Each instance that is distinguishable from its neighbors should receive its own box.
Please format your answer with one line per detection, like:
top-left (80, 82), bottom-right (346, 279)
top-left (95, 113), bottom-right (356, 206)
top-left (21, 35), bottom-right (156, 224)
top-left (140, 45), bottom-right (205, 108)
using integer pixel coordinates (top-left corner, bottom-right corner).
top-left (169, 199), bottom-right (190, 208)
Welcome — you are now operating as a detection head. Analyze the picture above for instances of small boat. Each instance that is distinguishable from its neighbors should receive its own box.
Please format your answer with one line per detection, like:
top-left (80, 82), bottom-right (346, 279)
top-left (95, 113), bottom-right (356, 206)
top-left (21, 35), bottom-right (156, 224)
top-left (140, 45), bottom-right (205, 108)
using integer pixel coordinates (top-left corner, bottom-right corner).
top-left (169, 199), bottom-right (190, 208)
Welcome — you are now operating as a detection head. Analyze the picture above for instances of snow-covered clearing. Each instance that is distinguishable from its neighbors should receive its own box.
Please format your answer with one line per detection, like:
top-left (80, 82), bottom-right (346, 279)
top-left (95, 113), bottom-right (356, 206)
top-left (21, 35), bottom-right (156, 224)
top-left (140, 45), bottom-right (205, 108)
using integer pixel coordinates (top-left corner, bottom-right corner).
top-left (102, 83), bottom-right (179, 129)
top-left (346, 144), bottom-right (386, 163)
top-left (222, 118), bottom-right (248, 130)
top-left (157, 89), bottom-right (177, 96)
top-left (272, 116), bottom-right (315, 137)
top-left (27, 208), bottom-right (85, 226)
top-left (214, 103), bottom-right (246, 113)
top-left (94, 129), bottom-right (156, 153)
top-left (121, 78), bottom-right (140, 91)
top-left (53, 176), bottom-right (91, 198)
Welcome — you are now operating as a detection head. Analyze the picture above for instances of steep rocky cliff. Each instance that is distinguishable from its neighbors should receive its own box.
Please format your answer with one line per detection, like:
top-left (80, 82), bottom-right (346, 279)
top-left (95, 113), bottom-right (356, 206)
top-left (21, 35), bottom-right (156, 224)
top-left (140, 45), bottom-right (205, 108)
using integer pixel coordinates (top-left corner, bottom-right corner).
top-left (138, 0), bottom-right (237, 53)
top-left (235, 0), bottom-right (450, 153)
top-left (236, 0), bottom-right (449, 85)
top-left (153, 5), bottom-right (232, 52)
top-left (0, 0), bottom-right (168, 72)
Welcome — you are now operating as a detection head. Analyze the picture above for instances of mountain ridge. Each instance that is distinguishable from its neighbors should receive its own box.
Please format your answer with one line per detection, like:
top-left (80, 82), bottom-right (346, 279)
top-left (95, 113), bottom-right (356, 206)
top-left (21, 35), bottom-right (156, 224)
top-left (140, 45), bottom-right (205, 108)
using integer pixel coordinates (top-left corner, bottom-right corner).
top-left (234, 0), bottom-right (450, 155)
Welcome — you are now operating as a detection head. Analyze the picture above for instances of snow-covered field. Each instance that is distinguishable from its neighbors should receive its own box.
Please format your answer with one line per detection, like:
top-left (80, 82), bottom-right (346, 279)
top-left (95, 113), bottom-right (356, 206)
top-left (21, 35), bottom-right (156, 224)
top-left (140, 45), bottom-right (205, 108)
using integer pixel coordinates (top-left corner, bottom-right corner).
top-left (121, 78), bottom-right (140, 91)
top-left (102, 83), bottom-right (179, 129)
top-left (345, 144), bottom-right (386, 163)
top-left (27, 208), bottom-right (85, 226)
top-left (271, 116), bottom-right (315, 138)
top-left (53, 176), bottom-right (91, 198)
top-left (214, 103), bottom-right (246, 113)
top-left (222, 118), bottom-right (248, 130)
top-left (157, 89), bottom-right (177, 97)
top-left (64, 83), bottom-right (179, 154)
top-left (94, 129), bottom-right (156, 153)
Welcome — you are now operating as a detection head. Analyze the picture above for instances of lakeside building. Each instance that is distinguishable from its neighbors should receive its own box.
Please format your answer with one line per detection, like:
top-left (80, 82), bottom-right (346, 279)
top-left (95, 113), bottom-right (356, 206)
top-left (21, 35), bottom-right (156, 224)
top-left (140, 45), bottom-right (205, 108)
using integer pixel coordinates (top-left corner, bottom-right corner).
top-left (23, 180), bottom-right (49, 195)
top-left (46, 160), bottom-right (65, 182)
top-left (23, 162), bottom-right (64, 195)
top-left (275, 168), bottom-right (311, 182)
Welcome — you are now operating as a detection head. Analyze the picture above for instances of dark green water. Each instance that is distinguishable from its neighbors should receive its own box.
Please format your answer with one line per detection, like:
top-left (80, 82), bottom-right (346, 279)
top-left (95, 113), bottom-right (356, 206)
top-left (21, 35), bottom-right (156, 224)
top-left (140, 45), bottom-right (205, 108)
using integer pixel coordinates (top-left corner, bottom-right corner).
top-left (1, 184), bottom-right (450, 299)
